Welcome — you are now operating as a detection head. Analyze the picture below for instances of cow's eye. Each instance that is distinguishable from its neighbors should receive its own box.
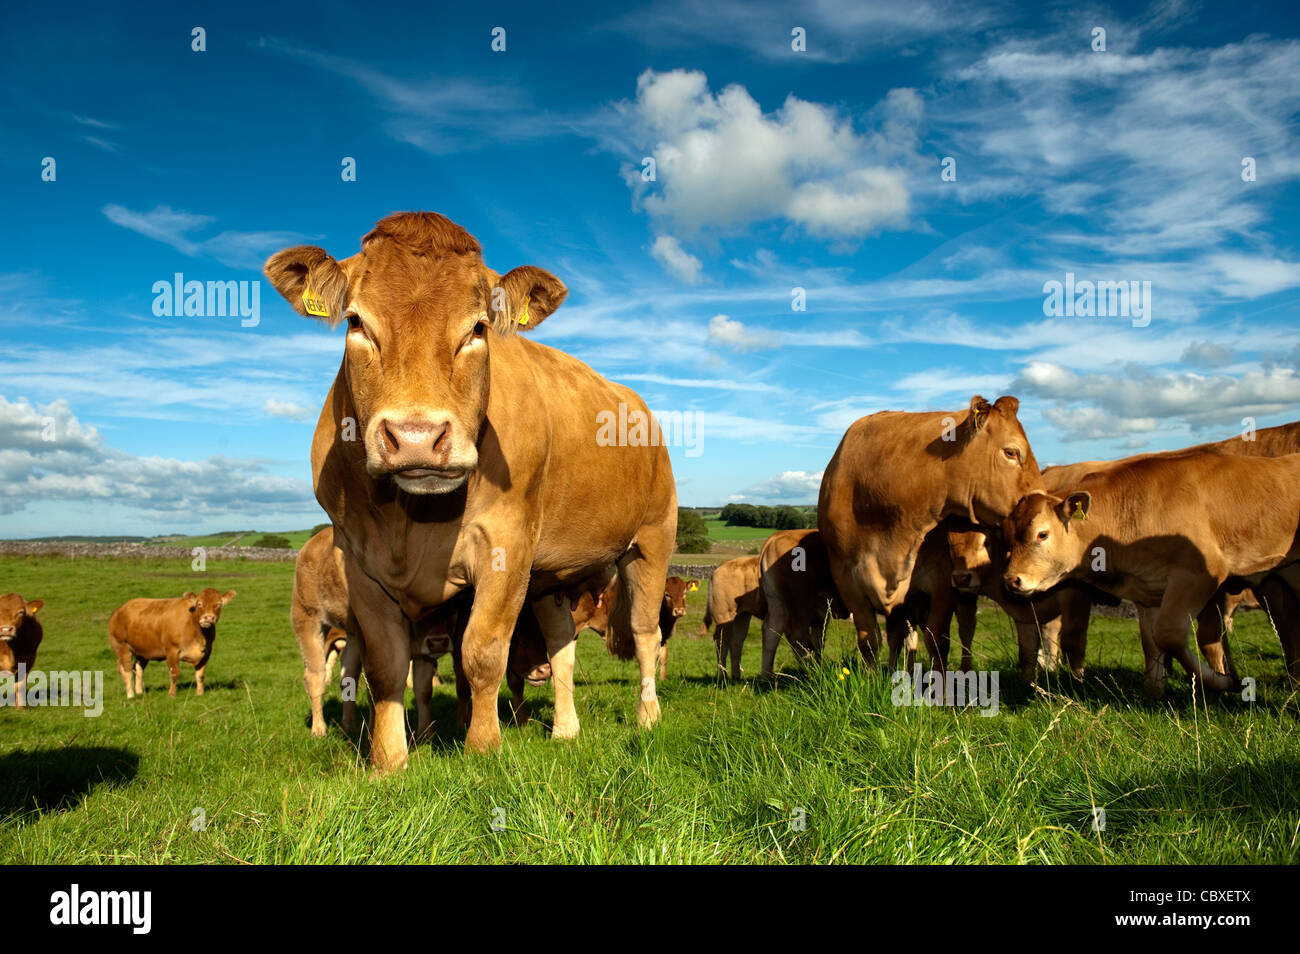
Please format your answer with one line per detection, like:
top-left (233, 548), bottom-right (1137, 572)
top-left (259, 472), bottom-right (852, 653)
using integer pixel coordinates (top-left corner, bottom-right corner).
top-left (345, 313), bottom-right (361, 329)
top-left (1003, 447), bottom-right (1020, 461)
top-left (473, 320), bottom-right (488, 338)
top-left (1037, 529), bottom-right (1049, 541)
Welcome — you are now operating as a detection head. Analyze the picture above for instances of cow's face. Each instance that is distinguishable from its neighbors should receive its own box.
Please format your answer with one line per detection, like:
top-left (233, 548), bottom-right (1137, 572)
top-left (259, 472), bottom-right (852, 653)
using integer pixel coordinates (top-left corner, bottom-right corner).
top-left (963, 395), bottom-right (1044, 520)
top-left (947, 531), bottom-right (992, 591)
top-left (663, 577), bottom-right (689, 619)
top-left (184, 588), bottom-right (236, 628)
top-left (0, 595), bottom-right (41, 640)
top-left (265, 212), bottom-right (567, 495)
top-left (1002, 492), bottom-right (1091, 595)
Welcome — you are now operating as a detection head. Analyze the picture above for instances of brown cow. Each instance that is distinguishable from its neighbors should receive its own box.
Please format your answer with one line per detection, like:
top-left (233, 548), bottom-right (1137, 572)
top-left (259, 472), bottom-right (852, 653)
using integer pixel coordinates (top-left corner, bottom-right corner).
top-left (819, 395), bottom-right (1042, 667)
top-left (1003, 452), bottom-right (1300, 696)
top-left (704, 556), bottom-right (765, 679)
top-left (881, 525), bottom-right (979, 673)
top-left (108, 589), bottom-right (235, 697)
top-left (291, 527), bottom-right (352, 736)
top-left (757, 529), bottom-right (847, 679)
top-left (586, 576), bottom-right (695, 680)
top-left (0, 594), bottom-right (45, 708)
top-left (266, 211), bottom-right (677, 770)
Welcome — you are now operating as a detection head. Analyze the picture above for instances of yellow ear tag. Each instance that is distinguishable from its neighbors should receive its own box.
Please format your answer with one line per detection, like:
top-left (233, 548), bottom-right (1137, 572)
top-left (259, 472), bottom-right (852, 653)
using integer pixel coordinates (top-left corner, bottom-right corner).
top-left (688, 581), bottom-right (699, 592)
top-left (302, 285), bottom-right (330, 318)
top-left (1071, 502), bottom-right (1089, 521)
top-left (517, 295), bottom-right (530, 326)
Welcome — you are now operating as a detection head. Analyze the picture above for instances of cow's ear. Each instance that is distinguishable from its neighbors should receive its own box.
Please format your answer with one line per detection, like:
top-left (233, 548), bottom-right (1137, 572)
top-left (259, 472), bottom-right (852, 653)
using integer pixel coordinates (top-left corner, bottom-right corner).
top-left (1057, 491), bottom-right (1091, 525)
top-left (182, 592), bottom-right (198, 607)
top-left (968, 395), bottom-right (994, 432)
top-left (220, 590), bottom-right (237, 605)
top-left (492, 265), bottom-right (567, 333)
top-left (264, 245), bottom-right (349, 327)
top-left (25, 599), bottom-right (44, 615)
top-left (993, 395), bottom-right (1020, 416)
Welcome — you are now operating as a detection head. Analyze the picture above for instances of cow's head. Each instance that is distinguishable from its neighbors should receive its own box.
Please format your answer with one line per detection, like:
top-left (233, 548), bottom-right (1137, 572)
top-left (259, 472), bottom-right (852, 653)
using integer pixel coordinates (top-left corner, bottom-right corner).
top-left (947, 531), bottom-right (992, 591)
top-left (663, 576), bottom-right (690, 619)
top-left (959, 395), bottom-right (1044, 523)
top-left (0, 594), bottom-right (42, 640)
top-left (264, 212), bottom-right (567, 495)
top-left (1002, 491), bottom-right (1091, 595)
top-left (184, 588), bottom-right (236, 628)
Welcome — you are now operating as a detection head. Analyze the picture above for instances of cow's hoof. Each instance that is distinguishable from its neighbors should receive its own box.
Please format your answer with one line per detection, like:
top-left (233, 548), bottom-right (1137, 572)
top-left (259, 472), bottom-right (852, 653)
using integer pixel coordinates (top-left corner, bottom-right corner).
top-left (195, 688), bottom-right (204, 697)
top-left (551, 719), bottom-right (579, 740)
top-left (465, 726), bottom-right (503, 754)
top-left (637, 698), bottom-right (661, 727)
top-left (310, 724), bottom-right (327, 738)
top-left (1143, 680), bottom-right (1166, 699)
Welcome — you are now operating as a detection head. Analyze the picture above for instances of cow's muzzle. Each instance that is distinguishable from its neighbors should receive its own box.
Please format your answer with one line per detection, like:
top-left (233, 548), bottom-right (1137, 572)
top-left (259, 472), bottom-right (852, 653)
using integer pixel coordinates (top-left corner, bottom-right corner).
top-left (524, 663), bottom-right (552, 686)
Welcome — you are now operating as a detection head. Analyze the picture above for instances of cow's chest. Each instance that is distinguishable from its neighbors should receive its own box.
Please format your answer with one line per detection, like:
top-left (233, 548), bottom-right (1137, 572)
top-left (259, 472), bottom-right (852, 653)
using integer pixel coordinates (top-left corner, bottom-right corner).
top-left (176, 630), bottom-right (213, 665)
top-left (0, 642), bottom-right (15, 673)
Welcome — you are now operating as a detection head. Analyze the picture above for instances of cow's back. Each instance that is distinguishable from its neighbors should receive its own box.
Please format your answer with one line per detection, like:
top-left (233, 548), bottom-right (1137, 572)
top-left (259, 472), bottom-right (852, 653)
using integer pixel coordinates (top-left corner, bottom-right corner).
top-left (708, 556), bottom-right (763, 625)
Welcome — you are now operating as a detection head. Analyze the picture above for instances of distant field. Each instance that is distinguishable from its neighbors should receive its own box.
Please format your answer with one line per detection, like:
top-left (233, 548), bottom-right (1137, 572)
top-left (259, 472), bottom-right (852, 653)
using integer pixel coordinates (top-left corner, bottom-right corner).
top-left (147, 529), bottom-right (318, 550)
top-left (2, 552), bottom-right (1297, 864)
top-left (704, 518), bottom-right (776, 541)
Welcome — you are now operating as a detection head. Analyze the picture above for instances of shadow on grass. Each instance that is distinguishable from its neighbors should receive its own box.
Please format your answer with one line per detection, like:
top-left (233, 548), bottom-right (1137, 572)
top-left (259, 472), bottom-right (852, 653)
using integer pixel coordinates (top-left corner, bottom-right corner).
top-left (0, 746), bottom-right (139, 821)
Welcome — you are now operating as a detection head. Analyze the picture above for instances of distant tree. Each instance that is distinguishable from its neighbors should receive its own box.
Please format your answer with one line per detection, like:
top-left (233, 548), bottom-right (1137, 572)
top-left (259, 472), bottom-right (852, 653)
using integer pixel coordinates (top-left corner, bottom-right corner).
top-left (774, 506), bottom-right (804, 530)
top-left (676, 508), bottom-right (711, 554)
top-left (252, 534), bottom-right (292, 549)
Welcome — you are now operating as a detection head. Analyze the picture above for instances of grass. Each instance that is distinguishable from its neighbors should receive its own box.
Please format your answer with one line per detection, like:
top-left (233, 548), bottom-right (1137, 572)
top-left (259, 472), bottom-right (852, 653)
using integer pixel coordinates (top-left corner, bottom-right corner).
top-left (0, 552), bottom-right (1297, 864)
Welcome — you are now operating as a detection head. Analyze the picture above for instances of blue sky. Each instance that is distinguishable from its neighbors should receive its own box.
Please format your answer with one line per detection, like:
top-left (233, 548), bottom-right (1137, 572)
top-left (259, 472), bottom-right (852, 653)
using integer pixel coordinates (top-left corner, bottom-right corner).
top-left (2, 0), bottom-right (1299, 537)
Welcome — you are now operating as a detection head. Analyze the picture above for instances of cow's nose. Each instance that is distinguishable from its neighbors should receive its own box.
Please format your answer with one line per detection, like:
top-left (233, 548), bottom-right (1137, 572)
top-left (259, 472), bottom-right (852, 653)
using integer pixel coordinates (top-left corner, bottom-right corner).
top-left (0, 627), bottom-right (13, 638)
top-left (1005, 575), bottom-right (1022, 592)
top-left (378, 417), bottom-right (449, 462)
top-left (952, 573), bottom-right (972, 588)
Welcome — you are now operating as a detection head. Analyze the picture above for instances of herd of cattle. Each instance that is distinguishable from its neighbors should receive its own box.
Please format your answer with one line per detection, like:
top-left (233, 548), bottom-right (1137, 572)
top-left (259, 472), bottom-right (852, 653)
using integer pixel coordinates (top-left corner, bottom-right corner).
top-left (3, 211), bottom-right (1298, 777)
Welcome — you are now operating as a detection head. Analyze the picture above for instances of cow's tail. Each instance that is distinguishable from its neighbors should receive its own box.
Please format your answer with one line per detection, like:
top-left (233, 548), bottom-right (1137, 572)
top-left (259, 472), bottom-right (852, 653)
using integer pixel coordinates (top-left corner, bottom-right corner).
top-left (702, 602), bottom-right (713, 637)
top-left (604, 566), bottom-right (637, 662)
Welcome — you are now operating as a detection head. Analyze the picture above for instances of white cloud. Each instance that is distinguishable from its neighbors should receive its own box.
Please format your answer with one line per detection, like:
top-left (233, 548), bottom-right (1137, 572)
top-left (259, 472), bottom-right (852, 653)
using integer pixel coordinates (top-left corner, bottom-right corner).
top-left (1012, 361), bottom-right (1300, 439)
top-left (707, 314), bottom-right (778, 351)
top-left (0, 396), bottom-right (313, 517)
top-left (619, 69), bottom-right (914, 241)
top-left (650, 235), bottom-right (703, 284)
top-left (263, 399), bottom-right (314, 421)
top-left (102, 204), bottom-right (315, 270)
top-left (740, 469), bottom-right (824, 503)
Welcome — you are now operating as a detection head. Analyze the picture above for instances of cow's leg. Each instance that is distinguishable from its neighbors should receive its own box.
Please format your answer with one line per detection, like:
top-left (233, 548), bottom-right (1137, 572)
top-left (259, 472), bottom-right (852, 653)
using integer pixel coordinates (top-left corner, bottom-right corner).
top-left (1193, 594), bottom-right (1234, 679)
top-left (614, 552), bottom-right (670, 728)
top-left (923, 591), bottom-right (955, 673)
top-left (194, 661), bottom-right (207, 696)
top-left (854, 612), bottom-right (882, 668)
top-left (339, 635), bottom-right (362, 734)
top-left (134, 659), bottom-right (146, 696)
top-left (760, 607), bottom-right (787, 680)
top-left (1058, 593), bottom-right (1090, 679)
top-left (506, 668), bottom-right (528, 726)
top-left (294, 604), bottom-right (329, 737)
top-left (460, 571), bottom-right (530, 754)
top-left (885, 607), bottom-right (914, 671)
top-left (729, 614), bottom-right (751, 680)
top-left (412, 656), bottom-right (437, 742)
top-left (1136, 606), bottom-right (1167, 697)
top-left (1257, 574), bottom-right (1300, 686)
top-left (1037, 617), bottom-right (1062, 673)
top-left (1154, 574), bottom-right (1238, 694)
top-left (657, 640), bottom-right (668, 682)
top-left (345, 566), bottom-right (416, 773)
top-left (110, 637), bottom-right (134, 698)
top-left (165, 649), bottom-right (181, 698)
top-left (955, 595), bottom-right (977, 673)
top-left (1014, 621), bottom-right (1041, 683)
top-left (532, 595), bottom-right (578, 739)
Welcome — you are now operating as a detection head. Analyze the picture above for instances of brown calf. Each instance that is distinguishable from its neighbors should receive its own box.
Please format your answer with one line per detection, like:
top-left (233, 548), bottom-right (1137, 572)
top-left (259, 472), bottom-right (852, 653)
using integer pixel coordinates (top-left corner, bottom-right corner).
top-left (0, 594), bottom-right (45, 708)
top-left (704, 556), bottom-right (765, 679)
top-left (108, 589), bottom-right (235, 697)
